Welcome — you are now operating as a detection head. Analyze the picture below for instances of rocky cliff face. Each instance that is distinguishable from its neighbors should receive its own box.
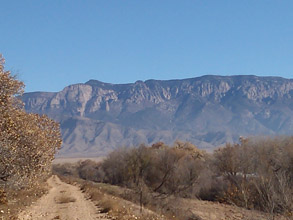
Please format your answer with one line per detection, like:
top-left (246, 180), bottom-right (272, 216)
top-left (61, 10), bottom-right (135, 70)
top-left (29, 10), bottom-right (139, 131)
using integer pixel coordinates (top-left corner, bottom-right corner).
top-left (22, 75), bottom-right (293, 157)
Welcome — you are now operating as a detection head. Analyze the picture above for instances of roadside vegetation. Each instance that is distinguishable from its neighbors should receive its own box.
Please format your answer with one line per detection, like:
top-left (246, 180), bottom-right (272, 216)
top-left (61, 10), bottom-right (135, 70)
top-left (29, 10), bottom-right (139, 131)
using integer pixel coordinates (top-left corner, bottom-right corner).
top-left (0, 55), bottom-right (62, 219)
top-left (54, 138), bottom-right (293, 219)
top-left (60, 175), bottom-right (169, 220)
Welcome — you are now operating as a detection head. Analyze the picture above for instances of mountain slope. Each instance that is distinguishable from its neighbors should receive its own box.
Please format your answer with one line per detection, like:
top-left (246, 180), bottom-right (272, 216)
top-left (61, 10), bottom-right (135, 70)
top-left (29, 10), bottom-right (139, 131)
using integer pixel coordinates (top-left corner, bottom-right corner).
top-left (22, 75), bottom-right (293, 157)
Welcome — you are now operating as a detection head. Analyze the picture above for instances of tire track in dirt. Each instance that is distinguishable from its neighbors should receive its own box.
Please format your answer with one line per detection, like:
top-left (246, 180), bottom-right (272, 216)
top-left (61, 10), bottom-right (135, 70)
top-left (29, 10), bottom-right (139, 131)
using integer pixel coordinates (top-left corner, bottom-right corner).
top-left (18, 175), bottom-right (110, 220)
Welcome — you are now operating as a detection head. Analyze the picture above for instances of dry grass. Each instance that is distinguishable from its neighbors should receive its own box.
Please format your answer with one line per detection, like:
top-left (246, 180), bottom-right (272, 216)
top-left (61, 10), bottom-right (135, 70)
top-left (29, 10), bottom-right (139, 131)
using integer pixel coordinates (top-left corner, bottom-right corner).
top-left (0, 181), bottom-right (48, 219)
top-left (59, 175), bottom-right (287, 220)
top-left (61, 175), bottom-right (205, 220)
top-left (0, 189), bottom-right (7, 205)
top-left (55, 195), bottom-right (76, 204)
top-left (59, 175), bottom-right (167, 220)
top-left (91, 182), bottom-right (203, 220)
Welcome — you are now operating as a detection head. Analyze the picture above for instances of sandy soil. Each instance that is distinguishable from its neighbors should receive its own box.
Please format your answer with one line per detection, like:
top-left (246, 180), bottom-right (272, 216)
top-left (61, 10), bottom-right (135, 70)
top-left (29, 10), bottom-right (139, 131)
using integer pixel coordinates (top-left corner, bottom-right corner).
top-left (18, 175), bottom-right (110, 220)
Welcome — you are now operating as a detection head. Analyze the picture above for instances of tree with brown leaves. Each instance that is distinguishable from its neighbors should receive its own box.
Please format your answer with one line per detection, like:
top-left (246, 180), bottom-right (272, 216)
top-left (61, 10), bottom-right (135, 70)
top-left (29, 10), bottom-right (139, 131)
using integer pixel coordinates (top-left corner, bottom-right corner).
top-left (0, 54), bottom-right (62, 190)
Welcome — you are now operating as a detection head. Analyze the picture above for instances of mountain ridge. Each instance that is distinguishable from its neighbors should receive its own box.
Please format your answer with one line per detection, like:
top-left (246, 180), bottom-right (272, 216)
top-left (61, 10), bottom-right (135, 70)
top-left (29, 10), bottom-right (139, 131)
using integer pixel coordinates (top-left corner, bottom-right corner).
top-left (22, 75), bottom-right (293, 157)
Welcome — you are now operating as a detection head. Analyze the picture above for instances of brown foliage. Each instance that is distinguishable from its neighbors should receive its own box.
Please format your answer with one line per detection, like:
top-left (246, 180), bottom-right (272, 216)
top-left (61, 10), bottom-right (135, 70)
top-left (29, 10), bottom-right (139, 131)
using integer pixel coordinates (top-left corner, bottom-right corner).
top-left (75, 142), bottom-right (206, 201)
top-left (0, 188), bottom-right (7, 204)
top-left (213, 137), bottom-right (293, 215)
top-left (0, 54), bottom-right (62, 190)
top-left (54, 137), bottom-right (293, 217)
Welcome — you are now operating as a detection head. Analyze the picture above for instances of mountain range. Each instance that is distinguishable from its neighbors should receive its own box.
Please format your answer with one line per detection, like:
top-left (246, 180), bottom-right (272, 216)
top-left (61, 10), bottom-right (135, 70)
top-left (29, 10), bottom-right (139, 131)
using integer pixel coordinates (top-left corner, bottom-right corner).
top-left (21, 75), bottom-right (293, 157)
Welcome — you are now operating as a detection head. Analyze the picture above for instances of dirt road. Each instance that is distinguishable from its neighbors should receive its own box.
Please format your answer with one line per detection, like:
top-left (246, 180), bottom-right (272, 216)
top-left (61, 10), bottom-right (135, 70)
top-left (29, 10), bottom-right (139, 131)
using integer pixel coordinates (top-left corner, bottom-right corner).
top-left (18, 175), bottom-right (109, 220)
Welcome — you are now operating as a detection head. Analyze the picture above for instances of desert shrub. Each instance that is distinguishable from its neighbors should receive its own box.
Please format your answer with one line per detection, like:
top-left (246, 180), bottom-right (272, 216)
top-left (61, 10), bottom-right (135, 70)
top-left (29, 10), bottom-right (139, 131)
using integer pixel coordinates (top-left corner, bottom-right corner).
top-left (77, 160), bottom-right (105, 182)
top-left (212, 137), bottom-right (293, 215)
top-left (56, 137), bottom-right (293, 216)
top-left (197, 175), bottom-right (227, 201)
top-left (251, 137), bottom-right (293, 214)
top-left (66, 142), bottom-right (206, 213)
top-left (102, 147), bottom-right (131, 185)
top-left (52, 163), bottom-right (79, 177)
top-left (101, 142), bottom-right (206, 198)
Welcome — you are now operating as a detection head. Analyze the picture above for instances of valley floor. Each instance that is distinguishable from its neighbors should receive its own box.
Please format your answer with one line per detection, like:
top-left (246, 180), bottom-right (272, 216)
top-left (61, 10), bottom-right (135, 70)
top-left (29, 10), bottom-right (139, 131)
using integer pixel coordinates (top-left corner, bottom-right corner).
top-left (16, 175), bottom-right (290, 220)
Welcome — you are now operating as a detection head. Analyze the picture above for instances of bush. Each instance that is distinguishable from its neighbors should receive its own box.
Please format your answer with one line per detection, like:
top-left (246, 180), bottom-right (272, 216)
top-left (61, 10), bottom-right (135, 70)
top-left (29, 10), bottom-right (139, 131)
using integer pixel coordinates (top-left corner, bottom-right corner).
top-left (54, 137), bottom-right (293, 217)
top-left (212, 137), bottom-right (293, 215)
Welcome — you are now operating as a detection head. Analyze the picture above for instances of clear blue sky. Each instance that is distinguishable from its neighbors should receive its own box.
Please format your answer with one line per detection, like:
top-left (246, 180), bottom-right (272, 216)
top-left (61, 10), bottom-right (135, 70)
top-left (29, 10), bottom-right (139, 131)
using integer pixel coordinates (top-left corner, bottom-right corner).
top-left (1, 1), bottom-right (293, 92)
